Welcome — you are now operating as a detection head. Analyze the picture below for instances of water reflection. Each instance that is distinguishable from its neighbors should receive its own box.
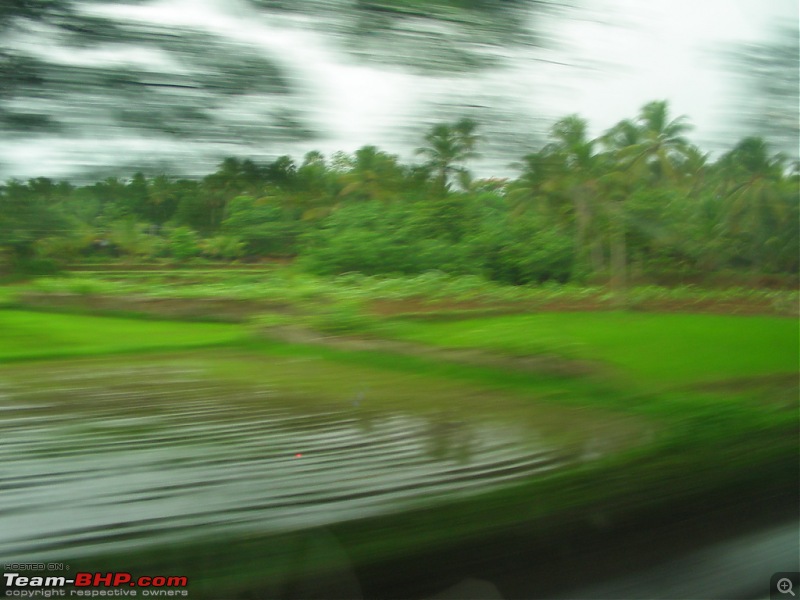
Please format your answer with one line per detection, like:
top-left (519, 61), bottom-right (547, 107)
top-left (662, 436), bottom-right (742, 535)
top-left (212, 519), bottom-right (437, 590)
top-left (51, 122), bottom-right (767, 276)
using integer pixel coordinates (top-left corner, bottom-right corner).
top-left (425, 411), bottom-right (474, 464)
top-left (0, 363), bottom-right (573, 563)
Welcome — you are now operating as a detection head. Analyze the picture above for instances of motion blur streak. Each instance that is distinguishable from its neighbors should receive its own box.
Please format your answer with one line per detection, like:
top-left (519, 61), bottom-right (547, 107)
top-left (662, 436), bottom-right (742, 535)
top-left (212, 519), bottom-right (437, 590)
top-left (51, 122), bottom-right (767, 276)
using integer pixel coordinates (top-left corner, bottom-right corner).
top-left (0, 0), bottom-right (796, 181)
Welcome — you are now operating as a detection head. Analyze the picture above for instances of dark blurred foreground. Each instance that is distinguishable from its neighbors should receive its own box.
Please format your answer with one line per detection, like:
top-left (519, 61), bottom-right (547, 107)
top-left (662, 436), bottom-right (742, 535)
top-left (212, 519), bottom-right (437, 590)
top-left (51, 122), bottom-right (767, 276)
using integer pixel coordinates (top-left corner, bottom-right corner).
top-left (356, 488), bottom-right (799, 599)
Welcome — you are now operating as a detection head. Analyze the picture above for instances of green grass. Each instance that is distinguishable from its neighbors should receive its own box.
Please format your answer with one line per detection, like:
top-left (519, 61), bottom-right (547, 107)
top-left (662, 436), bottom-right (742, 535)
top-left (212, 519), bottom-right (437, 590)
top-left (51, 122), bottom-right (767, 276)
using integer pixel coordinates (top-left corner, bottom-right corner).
top-left (386, 312), bottom-right (799, 386)
top-left (0, 310), bottom-right (245, 361)
top-left (0, 285), bottom-right (22, 306)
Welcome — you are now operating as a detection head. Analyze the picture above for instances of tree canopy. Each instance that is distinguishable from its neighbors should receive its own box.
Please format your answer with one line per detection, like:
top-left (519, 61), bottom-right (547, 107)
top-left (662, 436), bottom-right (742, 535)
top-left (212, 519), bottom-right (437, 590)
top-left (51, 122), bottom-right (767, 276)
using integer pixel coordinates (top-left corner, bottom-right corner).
top-left (1, 101), bottom-right (797, 284)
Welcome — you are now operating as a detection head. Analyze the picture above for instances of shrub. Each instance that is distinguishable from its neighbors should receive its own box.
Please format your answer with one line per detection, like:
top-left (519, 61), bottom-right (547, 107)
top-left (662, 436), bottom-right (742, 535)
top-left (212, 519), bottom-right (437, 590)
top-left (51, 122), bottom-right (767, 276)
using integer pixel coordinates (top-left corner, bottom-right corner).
top-left (202, 235), bottom-right (246, 260)
top-left (169, 227), bottom-right (201, 261)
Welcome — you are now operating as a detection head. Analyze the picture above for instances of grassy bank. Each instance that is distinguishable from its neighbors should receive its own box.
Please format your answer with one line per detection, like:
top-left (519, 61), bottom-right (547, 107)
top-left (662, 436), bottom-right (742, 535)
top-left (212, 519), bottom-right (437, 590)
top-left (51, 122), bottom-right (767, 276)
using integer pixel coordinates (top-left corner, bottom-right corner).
top-left (0, 310), bottom-right (246, 362)
top-left (381, 312), bottom-right (799, 386)
top-left (12, 269), bottom-right (800, 316)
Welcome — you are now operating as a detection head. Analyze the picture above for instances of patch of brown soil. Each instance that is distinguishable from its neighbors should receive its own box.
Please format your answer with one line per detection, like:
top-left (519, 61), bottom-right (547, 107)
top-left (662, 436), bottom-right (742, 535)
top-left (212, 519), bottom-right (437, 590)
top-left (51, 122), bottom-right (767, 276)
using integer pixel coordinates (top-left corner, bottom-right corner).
top-left (629, 298), bottom-right (791, 316)
top-left (18, 292), bottom-right (287, 322)
top-left (369, 298), bottom-right (615, 319)
top-left (18, 290), bottom-right (794, 328)
top-left (369, 296), bottom-right (796, 317)
top-left (66, 259), bottom-right (291, 271)
top-left (689, 373), bottom-right (799, 409)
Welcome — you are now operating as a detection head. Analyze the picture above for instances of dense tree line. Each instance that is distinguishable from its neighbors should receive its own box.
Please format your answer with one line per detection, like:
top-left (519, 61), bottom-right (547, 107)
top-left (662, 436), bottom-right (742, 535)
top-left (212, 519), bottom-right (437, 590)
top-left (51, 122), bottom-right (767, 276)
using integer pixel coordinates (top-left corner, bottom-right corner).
top-left (1, 100), bottom-right (797, 285)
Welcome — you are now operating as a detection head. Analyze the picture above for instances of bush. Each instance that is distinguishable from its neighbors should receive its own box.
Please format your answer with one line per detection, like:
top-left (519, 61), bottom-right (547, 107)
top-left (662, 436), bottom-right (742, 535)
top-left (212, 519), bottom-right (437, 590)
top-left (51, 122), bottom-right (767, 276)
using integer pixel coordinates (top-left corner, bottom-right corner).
top-left (305, 301), bottom-right (375, 334)
top-left (169, 227), bottom-right (201, 261)
top-left (222, 196), bottom-right (300, 255)
top-left (12, 257), bottom-right (62, 276)
top-left (476, 216), bottom-right (575, 285)
top-left (299, 199), bottom-right (576, 284)
top-left (299, 201), bottom-right (485, 277)
top-left (34, 233), bottom-right (93, 262)
top-left (202, 235), bottom-right (246, 260)
top-left (109, 221), bottom-right (164, 258)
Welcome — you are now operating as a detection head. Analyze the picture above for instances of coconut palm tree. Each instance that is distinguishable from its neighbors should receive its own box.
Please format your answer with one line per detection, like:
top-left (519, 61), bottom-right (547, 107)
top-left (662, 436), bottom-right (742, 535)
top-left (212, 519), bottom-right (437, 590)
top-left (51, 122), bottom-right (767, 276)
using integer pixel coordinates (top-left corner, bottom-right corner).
top-left (595, 102), bottom-right (693, 291)
top-left (416, 118), bottom-right (480, 196)
top-left (615, 100), bottom-right (693, 182)
top-left (337, 145), bottom-right (405, 203)
top-left (716, 136), bottom-right (792, 270)
top-left (506, 148), bottom-right (566, 219)
top-left (548, 115), bottom-right (608, 278)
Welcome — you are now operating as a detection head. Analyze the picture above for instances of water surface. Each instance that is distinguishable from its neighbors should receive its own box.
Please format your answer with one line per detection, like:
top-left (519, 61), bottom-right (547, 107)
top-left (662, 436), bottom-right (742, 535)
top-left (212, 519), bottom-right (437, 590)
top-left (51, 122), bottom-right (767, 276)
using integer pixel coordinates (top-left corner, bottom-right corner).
top-left (0, 353), bottom-right (641, 563)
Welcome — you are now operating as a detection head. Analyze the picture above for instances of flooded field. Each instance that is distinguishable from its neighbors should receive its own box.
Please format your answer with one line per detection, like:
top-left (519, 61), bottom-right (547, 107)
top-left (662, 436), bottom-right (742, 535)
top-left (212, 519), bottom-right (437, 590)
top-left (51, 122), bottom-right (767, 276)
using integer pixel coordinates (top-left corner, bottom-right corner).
top-left (0, 350), bottom-right (643, 564)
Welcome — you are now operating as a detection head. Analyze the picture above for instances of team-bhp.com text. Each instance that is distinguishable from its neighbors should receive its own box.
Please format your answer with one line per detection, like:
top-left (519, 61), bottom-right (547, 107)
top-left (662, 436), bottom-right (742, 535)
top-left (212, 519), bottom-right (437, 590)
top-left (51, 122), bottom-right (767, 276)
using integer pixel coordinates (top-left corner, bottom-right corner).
top-left (3, 573), bottom-right (189, 598)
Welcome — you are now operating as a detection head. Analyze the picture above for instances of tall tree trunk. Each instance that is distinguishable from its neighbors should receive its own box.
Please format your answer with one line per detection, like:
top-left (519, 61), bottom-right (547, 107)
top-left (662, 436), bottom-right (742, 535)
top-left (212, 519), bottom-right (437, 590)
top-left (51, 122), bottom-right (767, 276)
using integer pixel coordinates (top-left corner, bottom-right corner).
top-left (573, 191), bottom-right (591, 279)
top-left (609, 200), bottom-right (627, 305)
top-left (436, 164), bottom-right (448, 197)
top-left (590, 234), bottom-right (606, 275)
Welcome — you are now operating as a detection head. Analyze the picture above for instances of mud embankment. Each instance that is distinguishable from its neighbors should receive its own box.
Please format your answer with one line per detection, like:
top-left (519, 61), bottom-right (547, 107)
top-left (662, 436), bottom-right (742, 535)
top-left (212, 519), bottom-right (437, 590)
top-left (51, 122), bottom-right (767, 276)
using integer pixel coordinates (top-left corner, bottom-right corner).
top-left (261, 324), bottom-right (605, 378)
top-left (17, 292), bottom-right (286, 322)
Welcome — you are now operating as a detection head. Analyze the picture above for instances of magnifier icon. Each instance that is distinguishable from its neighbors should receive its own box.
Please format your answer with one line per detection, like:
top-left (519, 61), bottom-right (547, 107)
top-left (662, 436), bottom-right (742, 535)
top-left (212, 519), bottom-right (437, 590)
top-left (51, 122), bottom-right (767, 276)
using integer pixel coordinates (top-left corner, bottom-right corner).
top-left (777, 578), bottom-right (795, 597)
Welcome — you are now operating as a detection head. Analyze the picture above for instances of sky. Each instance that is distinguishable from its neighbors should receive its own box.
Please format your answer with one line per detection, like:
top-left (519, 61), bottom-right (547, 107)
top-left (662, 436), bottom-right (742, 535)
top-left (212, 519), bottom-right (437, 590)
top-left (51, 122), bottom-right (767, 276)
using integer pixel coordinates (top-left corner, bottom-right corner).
top-left (534, 0), bottom-right (798, 152)
top-left (1, 0), bottom-right (797, 180)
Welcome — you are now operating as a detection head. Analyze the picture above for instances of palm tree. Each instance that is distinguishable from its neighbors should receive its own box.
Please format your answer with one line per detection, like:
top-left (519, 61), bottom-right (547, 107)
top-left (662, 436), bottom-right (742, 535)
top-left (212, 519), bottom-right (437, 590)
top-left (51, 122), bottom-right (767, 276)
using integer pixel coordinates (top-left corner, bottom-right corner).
top-left (416, 118), bottom-right (480, 196)
top-left (264, 155), bottom-right (298, 190)
top-left (337, 145), bottom-right (405, 203)
top-left (596, 164), bottom-right (633, 293)
top-left (614, 100), bottom-right (693, 182)
top-left (596, 101), bottom-right (693, 292)
top-left (509, 116), bottom-right (617, 281)
top-left (601, 119), bottom-right (640, 154)
top-left (506, 148), bottom-right (565, 219)
top-left (675, 144), bottom-right (710, 198)
top-left (548, 115), bottom-right (607, 278)
top-left (716, 136), bottom-right (791, 270)
top-left (293, 151), bottom-right (339, 221)
top-left (200, 158), bottom-right (253, 231)
top-left (145, 174), bottom-right (178, 226)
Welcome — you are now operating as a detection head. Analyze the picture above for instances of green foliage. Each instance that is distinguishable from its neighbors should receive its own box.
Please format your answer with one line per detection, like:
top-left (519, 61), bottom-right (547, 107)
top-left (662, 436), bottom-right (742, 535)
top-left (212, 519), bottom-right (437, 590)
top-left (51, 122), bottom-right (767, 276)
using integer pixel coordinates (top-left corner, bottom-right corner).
top-left (34, 224), bottom-right (96, 262)
top-left (0, 178), bottom-right (72, 267)
top-left (10, 257), bottom-right (62, 276)
top-left (416, 118), bottom-right (480, 194)
top-left (202, 235), bottom-right (246, 260)
top-left (31, 276), bottom-right (131, 296)
top-left (478, 214), bottom-right (575, 284)
top-left (250, 311), bottom-right (295, 329)
top-left (22, 270), bottom-right (796, 319)
top-left (300, 201), bottom-right (476, 276)
top-left (169, 227), bottom-right (201, 261)
top-left (301, 205), bottom-right (371, 274)
top-left (222, 195), bottom-right (300, 255)
top-left (300, 194), bottom-right (577, 284)
top-left (108, 220), bottom-right (164, 259)
top-left (723, 26), bottom-right (800, 160)
top-left (304, 299), bottom-right (387, 335)
top-left (2, 101), bottom-right (797, 286)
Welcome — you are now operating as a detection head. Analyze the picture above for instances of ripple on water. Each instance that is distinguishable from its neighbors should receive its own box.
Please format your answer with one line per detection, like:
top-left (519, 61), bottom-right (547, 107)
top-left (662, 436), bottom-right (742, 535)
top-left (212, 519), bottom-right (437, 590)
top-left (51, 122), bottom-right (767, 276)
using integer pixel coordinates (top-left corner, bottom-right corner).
top-left (0, 361), bottom-right (622, 562)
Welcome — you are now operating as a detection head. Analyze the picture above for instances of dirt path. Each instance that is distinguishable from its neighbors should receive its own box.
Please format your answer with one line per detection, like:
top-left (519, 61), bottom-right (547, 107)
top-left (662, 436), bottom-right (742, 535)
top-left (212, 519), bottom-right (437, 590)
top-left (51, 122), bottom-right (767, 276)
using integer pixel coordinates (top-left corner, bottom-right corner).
top-left (370, 295), bottom-right (797, 318)
top-left (17, 291), bottom-right (796, 323)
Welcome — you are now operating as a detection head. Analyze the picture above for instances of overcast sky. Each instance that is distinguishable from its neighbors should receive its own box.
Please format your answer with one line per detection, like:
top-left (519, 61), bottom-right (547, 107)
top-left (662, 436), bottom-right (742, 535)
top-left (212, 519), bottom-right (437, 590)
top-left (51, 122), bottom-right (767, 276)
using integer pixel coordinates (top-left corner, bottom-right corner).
top-left (1, 0), bottom-right (796, 180)
top-left (544, 0), bottom-right (798, 152)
